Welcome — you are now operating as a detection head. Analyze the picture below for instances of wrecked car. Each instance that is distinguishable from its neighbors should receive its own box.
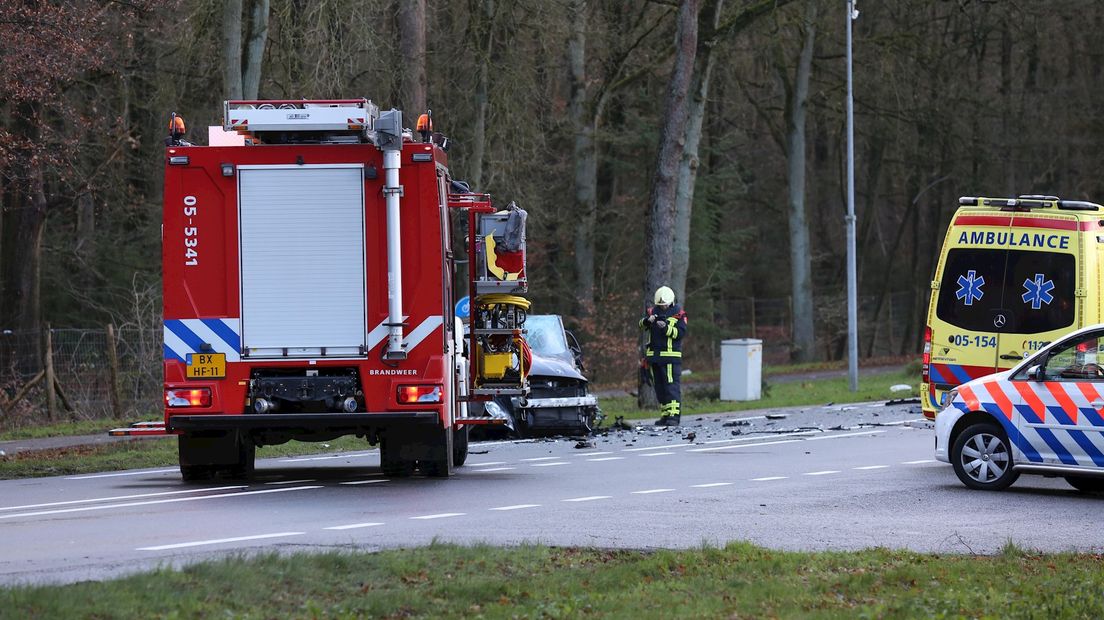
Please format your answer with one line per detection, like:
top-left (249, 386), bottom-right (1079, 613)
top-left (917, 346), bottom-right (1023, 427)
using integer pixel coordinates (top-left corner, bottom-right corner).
top-left (479, 314), bottom-right (601, 436)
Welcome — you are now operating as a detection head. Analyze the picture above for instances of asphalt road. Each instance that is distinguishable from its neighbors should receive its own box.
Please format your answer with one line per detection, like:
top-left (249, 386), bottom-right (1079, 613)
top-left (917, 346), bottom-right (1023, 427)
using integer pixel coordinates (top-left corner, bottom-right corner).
top-left (2, 400), bottom-right (1102, 586)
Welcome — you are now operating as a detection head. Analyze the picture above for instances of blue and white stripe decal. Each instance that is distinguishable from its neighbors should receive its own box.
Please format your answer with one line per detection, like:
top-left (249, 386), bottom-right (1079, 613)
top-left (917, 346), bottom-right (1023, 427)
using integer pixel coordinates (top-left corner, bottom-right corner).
top-left (164, 318), bottom-right (242, 363)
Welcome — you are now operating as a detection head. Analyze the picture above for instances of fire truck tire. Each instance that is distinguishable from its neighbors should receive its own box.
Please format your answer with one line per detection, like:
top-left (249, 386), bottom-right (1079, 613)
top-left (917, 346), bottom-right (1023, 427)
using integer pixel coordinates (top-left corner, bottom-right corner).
top-left (420, 428), bottom-right (454, 478)
top-left (226, 440), bottom-right (256, 480)
top-left (452, 426), bottom-right (469, 467)
top-left (180, 463), bottom-right (215, 482)
top-left (380, 439), bottom-right (415, 478)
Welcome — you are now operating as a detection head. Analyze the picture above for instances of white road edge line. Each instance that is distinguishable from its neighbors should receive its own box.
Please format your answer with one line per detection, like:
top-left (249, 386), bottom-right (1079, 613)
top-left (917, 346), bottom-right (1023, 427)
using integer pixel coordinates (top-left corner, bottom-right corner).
top-left (692, 482), bottom-right (734, 488)
top-left (0, 486), bottom-right (323, 520)
top-left (138, 532), bottom-right (304, 551)
top-left (0, 486), bottom-right (246, 512)
top-left (280, 452), bottom-right (376, 463)
top-left (471, 467), bottom-right (514, 472)
top-left (67, 468), bottom-right (177, 480)
top-left (324, 522), bottom-right (385, 530)
top-left (640, 452), bottom-right (675, 457)
top-left (700, 430), bottom-right (818, 445)
top-left (489, 504), bottom-right (541, 511)
top-left (410, 513), bottom-right (466, 520)
top-left (631, 489), bottom-right (674, 494)
top-left (854, 465), bottom-right (889, 470)
top-left (804, 470), bottom-right (840, 476)
top-left (264, 479), bottom-right (315, 485)
top-left (562, 496), bottom-right (611, 502)
top-left (521, 457), bottom-right (561, 462)
top-left (805, 430), bottom-right (885, 441)
top-left (468, 461), bottom-right (508, 467)
top-left (903, 459), bottom-right (935, 464)
top-left (339, 479), bottom-right (390, 485)
top-left (751, 476), bottom-right (787, 481)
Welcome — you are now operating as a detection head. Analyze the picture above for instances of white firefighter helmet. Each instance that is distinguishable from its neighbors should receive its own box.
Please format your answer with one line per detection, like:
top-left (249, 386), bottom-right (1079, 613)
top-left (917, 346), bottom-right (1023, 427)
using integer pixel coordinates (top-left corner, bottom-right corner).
top-left (654, 286), bottom-right (675, 306)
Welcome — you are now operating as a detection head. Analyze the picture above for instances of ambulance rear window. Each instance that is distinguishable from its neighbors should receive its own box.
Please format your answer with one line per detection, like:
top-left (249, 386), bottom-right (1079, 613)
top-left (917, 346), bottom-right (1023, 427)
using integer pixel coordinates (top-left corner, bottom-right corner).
top-left (936, 248), bottom-right (1075, 333)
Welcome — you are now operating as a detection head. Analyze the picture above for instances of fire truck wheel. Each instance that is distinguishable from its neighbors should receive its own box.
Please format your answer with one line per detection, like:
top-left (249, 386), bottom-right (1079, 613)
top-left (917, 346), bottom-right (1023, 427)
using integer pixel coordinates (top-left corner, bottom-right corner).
top-left (951, 423), bottom-right (1019, 491)
top-left (180, 464), bottom-right (215, 482)
top-left (421, 428), bottom-right (454, 478)
top-left (226, 440), bottom-right (256, 479)
top-left (452, 427), bottom-right (469, 467)
top-left (380, 440), bottom-right (415, 478)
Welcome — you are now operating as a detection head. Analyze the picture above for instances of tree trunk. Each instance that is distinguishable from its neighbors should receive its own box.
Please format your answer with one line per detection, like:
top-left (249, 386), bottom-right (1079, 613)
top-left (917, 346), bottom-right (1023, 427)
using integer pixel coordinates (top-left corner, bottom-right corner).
top-left (399, 0), bottom-right (428, 114)
top-left (640, 0), bottom-right (699, 409)
top-left (783, 0), bottom-right (816, 363)
top-left (469, 0), bottom-right (496, 189)
top-left (0, 155), bottom-right (47, 346)
top-left (568, 0), bottom-right (596, 317)
top-left (222, 0), bottom-right (244, 99)
top-left (242, 0), bottom-right (271, 100)
top-left (671, 0), bottom-right (724, 302)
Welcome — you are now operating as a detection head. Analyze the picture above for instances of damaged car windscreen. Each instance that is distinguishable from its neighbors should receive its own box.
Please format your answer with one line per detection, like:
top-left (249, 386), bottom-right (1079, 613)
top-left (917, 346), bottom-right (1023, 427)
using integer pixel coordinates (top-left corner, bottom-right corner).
top-left (525, 315), bottom-right (571, 360)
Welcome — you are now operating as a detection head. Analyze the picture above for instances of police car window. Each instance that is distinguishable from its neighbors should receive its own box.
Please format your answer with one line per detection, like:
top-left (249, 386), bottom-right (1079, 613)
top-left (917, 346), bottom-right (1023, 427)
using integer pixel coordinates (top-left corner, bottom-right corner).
top-left (936, 248), bottom-right (1075, 333)
top-left (1043, 334), bottom-right (1104, 382)
top-left (936, 249), bottom-right (1007, 331)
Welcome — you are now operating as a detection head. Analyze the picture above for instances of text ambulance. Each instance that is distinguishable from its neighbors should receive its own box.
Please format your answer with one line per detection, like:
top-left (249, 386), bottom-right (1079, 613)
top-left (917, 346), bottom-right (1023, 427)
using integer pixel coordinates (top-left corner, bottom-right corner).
top-left (922, 195), bottom-right (1104, 419)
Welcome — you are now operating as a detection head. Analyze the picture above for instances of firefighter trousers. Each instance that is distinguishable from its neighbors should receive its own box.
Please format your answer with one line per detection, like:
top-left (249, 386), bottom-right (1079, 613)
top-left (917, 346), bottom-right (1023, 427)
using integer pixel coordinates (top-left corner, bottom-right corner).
top-left (650, 361), bottom-right (681, 417)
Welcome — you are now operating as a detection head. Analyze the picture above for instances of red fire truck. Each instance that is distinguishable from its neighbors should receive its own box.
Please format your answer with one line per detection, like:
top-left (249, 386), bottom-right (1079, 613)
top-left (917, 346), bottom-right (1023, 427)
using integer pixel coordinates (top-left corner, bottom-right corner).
top-left (143, 99), bottom-right (530, 480)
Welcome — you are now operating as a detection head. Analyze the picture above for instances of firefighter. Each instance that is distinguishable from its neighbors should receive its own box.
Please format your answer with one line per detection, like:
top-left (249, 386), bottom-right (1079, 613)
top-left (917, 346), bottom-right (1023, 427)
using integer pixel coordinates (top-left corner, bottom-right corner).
top-left (640, 285), bottom-right (687, 426)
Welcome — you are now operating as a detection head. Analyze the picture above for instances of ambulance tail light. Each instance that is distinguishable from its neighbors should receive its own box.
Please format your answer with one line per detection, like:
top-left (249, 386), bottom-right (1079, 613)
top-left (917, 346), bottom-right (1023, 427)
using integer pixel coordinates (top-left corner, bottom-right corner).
top-left (398, 384), bottom-right (442, 404)
top-left (165, 388), bottom-right (212, 408)
top-left (922, 326), bottom-right (932, 384)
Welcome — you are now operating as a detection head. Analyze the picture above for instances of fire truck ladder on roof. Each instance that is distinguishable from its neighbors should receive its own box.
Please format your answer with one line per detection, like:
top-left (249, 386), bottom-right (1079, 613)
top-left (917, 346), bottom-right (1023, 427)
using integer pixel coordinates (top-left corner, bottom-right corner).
top-left (223, 99), bottom-right (381, 143)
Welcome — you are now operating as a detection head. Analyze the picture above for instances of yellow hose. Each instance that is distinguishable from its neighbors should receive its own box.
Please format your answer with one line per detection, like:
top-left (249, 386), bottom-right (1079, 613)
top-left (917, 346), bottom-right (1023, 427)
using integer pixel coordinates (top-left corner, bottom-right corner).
top-left (476, 294), bottom-right (531, 310)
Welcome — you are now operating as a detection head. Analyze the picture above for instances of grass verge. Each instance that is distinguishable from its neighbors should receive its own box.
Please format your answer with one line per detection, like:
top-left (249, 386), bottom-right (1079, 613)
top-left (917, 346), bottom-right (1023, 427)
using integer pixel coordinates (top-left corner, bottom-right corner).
top-left (3, 542), bottom-right (1101, 618)
top-left (0, 435), bottom-right (371, 480)
top-left (603, 367), bottom-right (917, 422)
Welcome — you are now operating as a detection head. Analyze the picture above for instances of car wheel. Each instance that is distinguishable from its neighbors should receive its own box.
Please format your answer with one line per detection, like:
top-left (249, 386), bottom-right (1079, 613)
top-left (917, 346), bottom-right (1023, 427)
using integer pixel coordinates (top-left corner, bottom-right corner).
top-left (951, 423), bottom-right (1019, 491)
top-left (1064, 475), bottom-right (1104, 493)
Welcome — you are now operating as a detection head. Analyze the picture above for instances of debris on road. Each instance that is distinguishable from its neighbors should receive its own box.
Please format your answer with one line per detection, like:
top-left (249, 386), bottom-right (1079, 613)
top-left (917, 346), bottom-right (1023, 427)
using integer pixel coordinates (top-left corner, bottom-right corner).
top-left (765, 414), bottom-right (787, 420)
top-left (574, 440), bottom-right (595, 449)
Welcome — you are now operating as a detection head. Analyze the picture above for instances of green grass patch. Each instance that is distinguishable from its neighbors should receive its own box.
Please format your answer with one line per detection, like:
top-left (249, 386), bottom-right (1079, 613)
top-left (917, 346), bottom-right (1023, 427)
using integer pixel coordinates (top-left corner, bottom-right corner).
top-left (0, 419), bottom-right (131, 441)
top-left (606, 367), bottom-right (916, 422)
top-left (3, 542), bottom-right (1102, 618)
top-left (0, 435), bottom-right (372, 480)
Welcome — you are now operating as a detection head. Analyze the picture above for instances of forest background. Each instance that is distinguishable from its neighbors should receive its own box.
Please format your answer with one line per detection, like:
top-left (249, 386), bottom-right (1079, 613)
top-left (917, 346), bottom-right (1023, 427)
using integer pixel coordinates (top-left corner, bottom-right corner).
top-left (2, 0), bottom-right (1102, 417)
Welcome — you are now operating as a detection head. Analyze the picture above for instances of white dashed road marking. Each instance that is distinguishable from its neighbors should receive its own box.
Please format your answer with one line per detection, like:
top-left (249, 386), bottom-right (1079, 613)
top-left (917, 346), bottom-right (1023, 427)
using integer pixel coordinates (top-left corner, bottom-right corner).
top-left (804, 470), bottom-right (840, 476)
top-left (587, 457), bottom-right (624, 462)
top-left (689, 439), bottom-right (802, 453)
top-left (468, 461), bottom-right (508, 467)
top-left (641, 452), bottom-right (675, 457)
top-left (751, 476), bottom-right (787, 482)
top-left (138, 532), bottom-right (304, 551)
top-left (531, 462), bottom-right (568, 467)
top-left (264, 479), bottom-right (315, 485)
top-left (471, 467), bottom-right (514, 472)
top-left (324, 522), bottom-right (384, 530)
top-left (562, 496), bottom-right (611, 503)
top-left (632, 489), bottom-right (674, 495)
top-left (410, 513), bottom-right (466, 520)
top-left (903, 459), bottom-right (935, 464)
top-left (339, 479), bottom-right (389, 485)
top-left (489, 504), bottom-right (541, 511)
top-left (521, 457), bottom-right (561, 462)
top-left (67, 468), bottom-right (177, 480)
top-left (691, 482), bottom-right (734, 488)
top-left (854, 465), bottom-right (889, 470)
top-left (0, 486), bottom-right (322, 520)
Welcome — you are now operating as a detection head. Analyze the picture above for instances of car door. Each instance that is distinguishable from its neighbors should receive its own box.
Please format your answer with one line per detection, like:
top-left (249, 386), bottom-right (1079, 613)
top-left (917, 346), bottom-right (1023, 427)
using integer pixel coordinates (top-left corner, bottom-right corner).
top-left (1014, 330), bottom-right (1104, 468)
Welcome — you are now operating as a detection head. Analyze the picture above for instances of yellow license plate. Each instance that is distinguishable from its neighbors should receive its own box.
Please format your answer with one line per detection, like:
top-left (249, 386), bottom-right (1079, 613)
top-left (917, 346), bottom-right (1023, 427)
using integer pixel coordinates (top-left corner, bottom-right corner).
top-left (187, 353), bottom-right (225, 379)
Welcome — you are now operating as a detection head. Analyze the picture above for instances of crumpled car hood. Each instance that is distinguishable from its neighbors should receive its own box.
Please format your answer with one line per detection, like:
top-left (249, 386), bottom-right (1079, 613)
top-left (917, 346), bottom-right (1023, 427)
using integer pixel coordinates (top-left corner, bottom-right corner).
top-left (528, 353), bottom-right (587, 383)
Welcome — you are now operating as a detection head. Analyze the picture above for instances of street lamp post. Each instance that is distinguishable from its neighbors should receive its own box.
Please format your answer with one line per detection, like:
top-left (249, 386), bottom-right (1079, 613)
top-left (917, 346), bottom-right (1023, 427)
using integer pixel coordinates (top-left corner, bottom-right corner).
top-left (846, 0), bottom-right (859, 392)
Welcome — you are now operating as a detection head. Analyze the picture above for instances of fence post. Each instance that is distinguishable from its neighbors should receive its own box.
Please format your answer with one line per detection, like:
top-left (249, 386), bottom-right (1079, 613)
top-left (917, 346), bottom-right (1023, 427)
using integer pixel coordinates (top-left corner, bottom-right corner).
top-left (107, 324), bottom-right (123, 419)
top-left (44, 325), bottom-right (57, 421)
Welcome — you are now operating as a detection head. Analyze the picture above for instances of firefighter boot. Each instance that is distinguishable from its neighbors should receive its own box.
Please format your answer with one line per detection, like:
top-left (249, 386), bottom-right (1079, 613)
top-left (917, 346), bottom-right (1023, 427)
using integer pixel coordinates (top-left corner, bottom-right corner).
top-left (654, 415), bottom-right (670, 426)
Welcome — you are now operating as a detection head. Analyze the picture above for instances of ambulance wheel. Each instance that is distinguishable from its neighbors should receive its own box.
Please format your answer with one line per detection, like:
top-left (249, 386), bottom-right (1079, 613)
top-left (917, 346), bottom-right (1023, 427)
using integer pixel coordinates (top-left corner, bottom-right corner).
top-left (1064, 475), bottom-right (1104, 494)
top-left (452, 426), bottom-right (469, 467)
top-left (951, 423), bottom-right (1019, 491)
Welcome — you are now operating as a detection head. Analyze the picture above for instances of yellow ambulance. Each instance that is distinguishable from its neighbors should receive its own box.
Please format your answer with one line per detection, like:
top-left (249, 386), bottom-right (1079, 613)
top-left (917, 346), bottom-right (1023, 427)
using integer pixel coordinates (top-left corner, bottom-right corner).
top-left (922, 195), bottom-right (1104, 419)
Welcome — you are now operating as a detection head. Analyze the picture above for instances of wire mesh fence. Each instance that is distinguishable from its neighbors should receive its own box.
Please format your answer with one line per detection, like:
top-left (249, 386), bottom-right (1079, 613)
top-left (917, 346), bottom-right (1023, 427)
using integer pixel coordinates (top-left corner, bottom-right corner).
top-left (1, 328), bottom-right (161, 429)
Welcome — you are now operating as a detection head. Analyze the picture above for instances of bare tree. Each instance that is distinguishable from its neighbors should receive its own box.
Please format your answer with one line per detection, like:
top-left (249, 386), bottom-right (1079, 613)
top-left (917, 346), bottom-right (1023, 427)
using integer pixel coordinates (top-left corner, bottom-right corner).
top-left (400, 0), bottom-right (428, 114)
top-left (222, 0), bottom-right (244, 99)
top-left (223, 0), bottom-right (270, 99)
top-left (640, 0), bottom-right (700, 407)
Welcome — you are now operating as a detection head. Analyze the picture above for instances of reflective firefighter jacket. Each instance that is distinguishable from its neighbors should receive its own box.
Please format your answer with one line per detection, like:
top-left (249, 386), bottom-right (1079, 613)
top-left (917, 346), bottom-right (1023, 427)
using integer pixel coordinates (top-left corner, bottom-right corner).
top-left (640, 304), bottom-right (688, 362)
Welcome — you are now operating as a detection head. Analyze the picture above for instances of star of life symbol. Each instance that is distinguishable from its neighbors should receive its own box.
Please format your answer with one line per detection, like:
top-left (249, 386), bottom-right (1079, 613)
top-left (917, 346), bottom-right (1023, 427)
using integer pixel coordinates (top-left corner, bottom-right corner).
top-left (956, 270), bottom-right (985, 306)
top-left (1022, 273), bottom-right (1055, 310)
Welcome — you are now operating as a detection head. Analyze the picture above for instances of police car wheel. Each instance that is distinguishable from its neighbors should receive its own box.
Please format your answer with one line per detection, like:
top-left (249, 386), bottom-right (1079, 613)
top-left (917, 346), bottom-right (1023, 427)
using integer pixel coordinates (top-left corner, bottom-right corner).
top-left (1064, 475), bottom-right (1104, 494)
top-left (951, 423), bottom-right (1019, 491)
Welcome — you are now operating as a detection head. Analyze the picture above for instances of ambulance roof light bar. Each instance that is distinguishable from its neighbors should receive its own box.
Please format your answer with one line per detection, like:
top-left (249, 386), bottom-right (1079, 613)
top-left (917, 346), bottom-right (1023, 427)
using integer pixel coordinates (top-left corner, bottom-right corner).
top-left (959, 196), bottom-right (1103, 212)
top-left (223, 98), bottom-right (380, 137)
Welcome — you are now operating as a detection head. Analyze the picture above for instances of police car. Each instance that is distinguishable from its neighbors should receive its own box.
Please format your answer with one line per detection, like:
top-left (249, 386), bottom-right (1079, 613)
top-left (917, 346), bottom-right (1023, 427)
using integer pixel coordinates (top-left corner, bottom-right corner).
top-left (936, 323), bottom-right (1104, 492)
